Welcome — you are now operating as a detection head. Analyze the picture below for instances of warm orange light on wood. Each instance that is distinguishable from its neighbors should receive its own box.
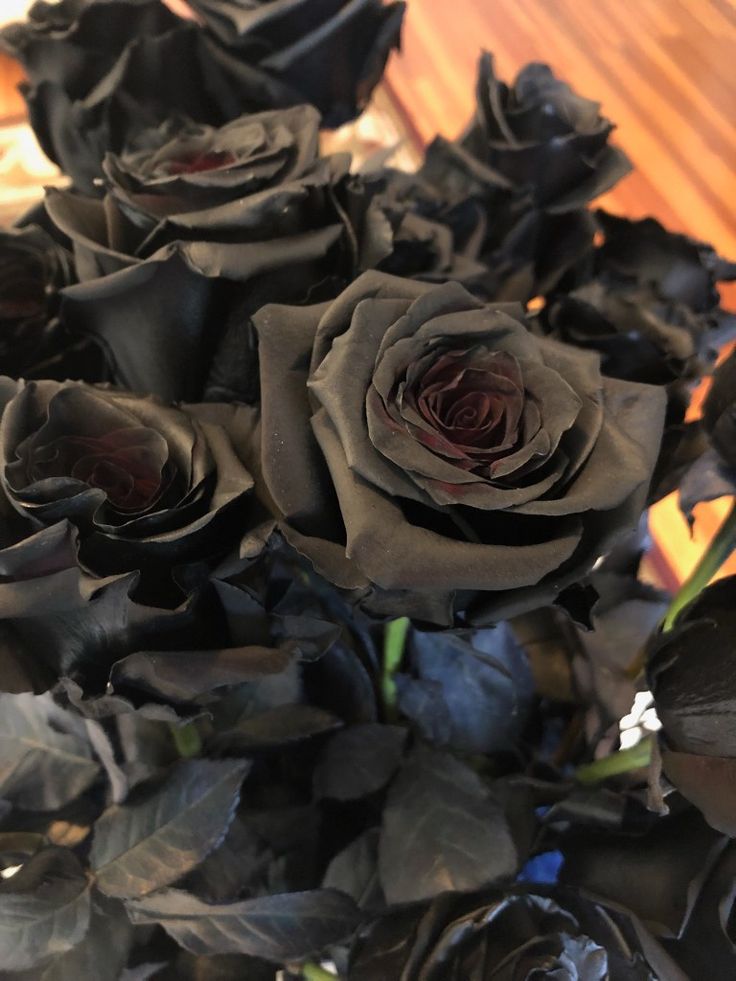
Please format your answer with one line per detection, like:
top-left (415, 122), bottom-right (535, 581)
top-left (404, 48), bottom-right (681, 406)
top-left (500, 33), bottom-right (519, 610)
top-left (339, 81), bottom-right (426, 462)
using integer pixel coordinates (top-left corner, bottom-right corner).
top-left (0, 54), bottom-right (24, 123)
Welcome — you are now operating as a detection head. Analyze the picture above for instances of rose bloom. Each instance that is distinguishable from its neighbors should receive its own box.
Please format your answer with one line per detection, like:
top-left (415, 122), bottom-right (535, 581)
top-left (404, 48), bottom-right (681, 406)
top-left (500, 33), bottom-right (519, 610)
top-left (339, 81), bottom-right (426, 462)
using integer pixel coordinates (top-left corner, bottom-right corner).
top-left (456, 52), bottom-right (631, 212)
top-left (541, 212), bottom-right (736, 388)
top-left (0, 378), bottom-right (260, 596)
top-left (348, 885), bottom-right (682, 980)
top-left (253, 272), bottom-right (665, 625)
top-left (184, 0), bottom-right (405, 127)
top-left (417, 53), bottom-right (633, 303)
top-left (649, 575), bottom-right (736, 836)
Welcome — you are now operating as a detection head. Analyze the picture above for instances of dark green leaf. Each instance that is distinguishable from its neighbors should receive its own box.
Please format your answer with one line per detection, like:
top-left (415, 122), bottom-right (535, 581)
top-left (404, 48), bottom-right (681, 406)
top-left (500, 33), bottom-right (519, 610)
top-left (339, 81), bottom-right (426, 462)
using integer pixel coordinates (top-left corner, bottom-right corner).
top-left (379, 747), bottom-right (518, 903)
top-left (90, 759), bottom-right (248, 898)
top-left (125, 887), bottom-right (361, 961)
top-left (323, 829), bottom-right (383, 911)
top-left (0, 693), bottom-right (99, 811)
top-left (111, 646), bottom-right (293, 703)
top-left (210, 705), bottom-right (342, 752)
top-left (0, 848), bottom-right (91, 970)
top-left (5, 894), bottom-right (134, 981)
top-left (313, 724), bottom-right (406, 800)
top-left (397, 625), bottom-right (533, 754)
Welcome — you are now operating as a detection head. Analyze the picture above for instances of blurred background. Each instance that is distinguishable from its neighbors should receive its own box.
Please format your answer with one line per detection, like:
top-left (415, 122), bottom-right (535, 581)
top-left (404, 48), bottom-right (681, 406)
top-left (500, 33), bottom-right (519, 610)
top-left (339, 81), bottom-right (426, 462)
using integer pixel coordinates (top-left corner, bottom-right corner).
top-left (0, 0), bottom-right (734, 586)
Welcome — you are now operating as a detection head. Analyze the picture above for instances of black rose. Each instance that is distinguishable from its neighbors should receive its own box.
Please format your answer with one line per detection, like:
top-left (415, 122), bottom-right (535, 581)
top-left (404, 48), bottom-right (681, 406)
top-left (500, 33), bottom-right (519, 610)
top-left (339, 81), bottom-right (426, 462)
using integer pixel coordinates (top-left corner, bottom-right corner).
top-left (459, 52), bottom-right (631, 212)
top-left (253, 271), bottom-right (665, 626)
top-left (417, 52), bottom-right (633, 302)
top-left (542, 212), bottom-right (736, 387)
top-left (370, 168), bottom-right (489, 287)
top-left (1, 0), bottom-right (177, 191)
top-left (185, 0), bottom-right (405, 128)
top-left (0, 378), bottom-right (261, 596)
top-left (679, 348), bottom-right (736, 516)
top-left (2, 0), bottom-right (403, 193)
top-left (0, 225), bottom-right (79, 378)
top-left (100, 104), bottom-right (322, 221)
top-left (348, 886), bottom-right (680, 980)
top-left (649, 575), bottom-right (736, 836)
top-left (1, 3), bottom-right (301, 192)
top-left (44, 104), bottom-right (341, 284)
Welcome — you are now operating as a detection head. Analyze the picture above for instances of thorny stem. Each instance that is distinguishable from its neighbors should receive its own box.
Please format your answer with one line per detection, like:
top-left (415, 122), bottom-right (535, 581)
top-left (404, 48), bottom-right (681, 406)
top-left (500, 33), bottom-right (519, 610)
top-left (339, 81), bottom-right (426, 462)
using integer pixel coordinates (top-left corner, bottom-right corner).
top-left (661, 499), bottom-right (736, 633)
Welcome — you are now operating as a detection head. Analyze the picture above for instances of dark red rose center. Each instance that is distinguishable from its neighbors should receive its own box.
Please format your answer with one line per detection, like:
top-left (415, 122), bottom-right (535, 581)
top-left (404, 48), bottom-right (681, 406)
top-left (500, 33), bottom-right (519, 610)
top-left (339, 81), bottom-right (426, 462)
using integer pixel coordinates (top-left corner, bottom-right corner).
top-left (164, 150), bottom-right (237, 175)
top-left (30, 427), bottom-right (168, 512)
top-left (413, 349), bottom-right (525, 458)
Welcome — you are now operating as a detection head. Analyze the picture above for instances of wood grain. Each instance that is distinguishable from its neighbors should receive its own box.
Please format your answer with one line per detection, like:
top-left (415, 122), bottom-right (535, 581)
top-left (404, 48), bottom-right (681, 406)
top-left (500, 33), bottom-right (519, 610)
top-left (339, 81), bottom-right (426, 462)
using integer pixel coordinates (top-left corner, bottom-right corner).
top-left (0, 53), bottom-right (24, 123)
top-left (385, 0), bottom-right (736, 587)
top-left (386, 0), bottom-right (736, 256)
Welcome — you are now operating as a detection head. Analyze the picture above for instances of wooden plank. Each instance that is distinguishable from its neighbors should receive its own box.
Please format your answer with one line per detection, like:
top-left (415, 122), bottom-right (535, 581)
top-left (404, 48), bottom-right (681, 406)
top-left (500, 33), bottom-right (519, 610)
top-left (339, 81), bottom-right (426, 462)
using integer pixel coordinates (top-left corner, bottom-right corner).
top-left (0, 54), bottom-right (24, 123)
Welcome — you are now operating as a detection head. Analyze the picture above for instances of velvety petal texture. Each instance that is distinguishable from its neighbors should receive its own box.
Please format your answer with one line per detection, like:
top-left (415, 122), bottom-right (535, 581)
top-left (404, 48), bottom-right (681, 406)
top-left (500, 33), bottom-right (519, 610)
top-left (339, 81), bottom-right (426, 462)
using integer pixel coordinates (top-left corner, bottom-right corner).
top-left (254, 271), bottom-right (665, 625)
top-left (1, 0), bottom-right (404, 191)
top-left (649, 576), bottom-right (736, 835)
top-left (348, 885), bottom-right (682, 980)
top-left (541, 212), bottom-right (736, 388)
top-left (186, 0), bottom-right (405, 127)
top-left (0, 225), bottom-right (100, 380)
top-left (0, 378), bottom-right (259, 592)
top-left (46, 111), bottom-right (479, 403)
top-left (463, 54), bottom-right (632, 212)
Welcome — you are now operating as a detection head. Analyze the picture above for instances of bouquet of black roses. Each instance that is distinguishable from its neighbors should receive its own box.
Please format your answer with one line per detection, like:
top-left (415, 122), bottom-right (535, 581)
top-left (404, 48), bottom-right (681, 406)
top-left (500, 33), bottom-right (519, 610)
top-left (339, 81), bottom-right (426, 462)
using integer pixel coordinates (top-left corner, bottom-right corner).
top-left (0, 2), bottom-right (735, 978)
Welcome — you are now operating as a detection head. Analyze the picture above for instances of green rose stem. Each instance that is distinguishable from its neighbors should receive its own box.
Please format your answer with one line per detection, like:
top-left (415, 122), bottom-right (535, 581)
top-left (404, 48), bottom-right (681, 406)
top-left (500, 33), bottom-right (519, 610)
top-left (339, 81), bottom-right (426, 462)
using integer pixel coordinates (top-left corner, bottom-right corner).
top-left (661, 498), bottom-right (736, 633)
top-left (300, 964), bottom-right (338, 981)
top-left (625, 498), bottom-right (736, 680)
top-left (575, 736), bottom-right (653, 785)
top-left (382, 616), bottom-right (411, 721)
top-left (170, 720), bottom-right (202, 758)
top-left (584, 501), bottom-right (736, 784)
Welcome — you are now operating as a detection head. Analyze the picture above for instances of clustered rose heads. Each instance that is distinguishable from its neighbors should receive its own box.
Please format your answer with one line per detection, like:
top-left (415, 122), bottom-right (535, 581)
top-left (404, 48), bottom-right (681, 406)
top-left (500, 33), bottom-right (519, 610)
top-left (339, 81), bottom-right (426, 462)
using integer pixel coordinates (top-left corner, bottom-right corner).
top-left (1, 0), bottom-right (405, 191)
top-left (0, 2), bottom-right (734, 978)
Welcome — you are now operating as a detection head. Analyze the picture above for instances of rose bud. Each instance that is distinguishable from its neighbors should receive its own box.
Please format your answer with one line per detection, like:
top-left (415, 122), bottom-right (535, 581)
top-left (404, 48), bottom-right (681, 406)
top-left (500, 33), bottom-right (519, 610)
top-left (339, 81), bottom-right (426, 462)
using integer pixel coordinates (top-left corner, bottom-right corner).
top-left (252, 271), bottom-right (666, 626)
top-left (649, 575), bottom-right (736, 836)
